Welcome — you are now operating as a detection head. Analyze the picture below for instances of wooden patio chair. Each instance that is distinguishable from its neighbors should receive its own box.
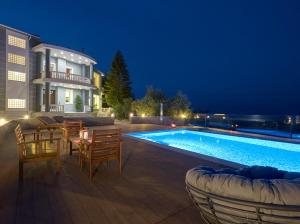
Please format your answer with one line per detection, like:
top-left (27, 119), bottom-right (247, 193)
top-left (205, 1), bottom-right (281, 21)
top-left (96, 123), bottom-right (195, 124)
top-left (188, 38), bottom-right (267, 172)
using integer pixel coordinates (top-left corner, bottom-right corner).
top-left (80, 129), bottom-right (122, 181)
top-left (36, 116), bottom-right (63, 141)
top-left (62, 120), bottom-right (84, 155)
top-left (15, 124), bottom-right (61, 180)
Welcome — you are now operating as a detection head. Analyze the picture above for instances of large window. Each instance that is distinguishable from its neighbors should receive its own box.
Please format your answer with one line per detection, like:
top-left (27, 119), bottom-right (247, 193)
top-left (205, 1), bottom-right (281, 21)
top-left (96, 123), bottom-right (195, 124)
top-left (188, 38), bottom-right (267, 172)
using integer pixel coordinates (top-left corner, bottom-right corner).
top-left (8, 53), bottom-right (25, 65)
top-left (7, 70), bottom-right (26, 82)
top-left (65, 89), bottom-right (73, 104)
top-left (7, 99), bottom-right (26, 108)
top-left (93, 94), bottom-right (100, 110)
top-left (8, 35), bottom-right (26, 49)
top-left (93, 72), bottom-right (100, 89)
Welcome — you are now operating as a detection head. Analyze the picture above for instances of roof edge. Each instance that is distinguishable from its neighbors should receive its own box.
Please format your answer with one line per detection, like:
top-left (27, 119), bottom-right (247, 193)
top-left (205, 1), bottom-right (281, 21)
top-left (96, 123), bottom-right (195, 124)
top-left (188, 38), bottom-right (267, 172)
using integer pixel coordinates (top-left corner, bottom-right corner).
top-left (32, 43), bottom-right (97, 64)
top-left (0, 24), bottom-right (40, 39)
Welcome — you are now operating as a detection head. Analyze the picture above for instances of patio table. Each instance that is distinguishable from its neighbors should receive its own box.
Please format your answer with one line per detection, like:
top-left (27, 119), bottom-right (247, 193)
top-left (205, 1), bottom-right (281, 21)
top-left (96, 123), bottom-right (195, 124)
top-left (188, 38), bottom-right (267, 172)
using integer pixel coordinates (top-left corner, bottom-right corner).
top-left (70, 134), bottom-right (92, 165)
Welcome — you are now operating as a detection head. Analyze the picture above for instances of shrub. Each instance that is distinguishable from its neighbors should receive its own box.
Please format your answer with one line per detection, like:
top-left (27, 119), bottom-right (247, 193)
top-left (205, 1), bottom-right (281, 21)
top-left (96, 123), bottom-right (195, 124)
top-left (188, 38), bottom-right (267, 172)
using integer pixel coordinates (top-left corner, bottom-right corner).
top-left (166, 91), bottom-right (192, 119)
top-left (132, 86), bottom-right (166, 116)
top-left (113, 98), bottom-right (133, 119)
top-left (75, 95), bottom-right (83, 112)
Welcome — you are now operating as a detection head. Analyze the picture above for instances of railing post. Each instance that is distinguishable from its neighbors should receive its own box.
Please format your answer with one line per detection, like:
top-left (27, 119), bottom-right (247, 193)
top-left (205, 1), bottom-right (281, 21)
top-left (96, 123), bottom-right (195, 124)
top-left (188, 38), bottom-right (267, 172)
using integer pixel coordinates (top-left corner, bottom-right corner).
top-left (45, 48), bottom-right (51, 112)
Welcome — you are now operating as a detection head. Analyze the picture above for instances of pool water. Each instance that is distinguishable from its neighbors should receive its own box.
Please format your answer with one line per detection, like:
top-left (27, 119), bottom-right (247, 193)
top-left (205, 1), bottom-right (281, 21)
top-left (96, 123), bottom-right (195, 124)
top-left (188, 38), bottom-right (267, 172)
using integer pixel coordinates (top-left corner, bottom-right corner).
top-left (128, 129), bottom-right (300, 172)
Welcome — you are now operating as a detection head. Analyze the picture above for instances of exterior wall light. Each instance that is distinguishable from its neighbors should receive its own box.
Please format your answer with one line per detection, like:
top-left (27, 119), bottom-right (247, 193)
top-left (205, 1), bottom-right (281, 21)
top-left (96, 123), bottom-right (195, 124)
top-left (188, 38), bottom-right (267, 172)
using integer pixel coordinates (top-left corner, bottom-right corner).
top-left (0, 118), bottom-right (7, 126)
top-left (129, 113), bottom-right (134, 118)
top-left (111, 113), bottom-right (115, 118)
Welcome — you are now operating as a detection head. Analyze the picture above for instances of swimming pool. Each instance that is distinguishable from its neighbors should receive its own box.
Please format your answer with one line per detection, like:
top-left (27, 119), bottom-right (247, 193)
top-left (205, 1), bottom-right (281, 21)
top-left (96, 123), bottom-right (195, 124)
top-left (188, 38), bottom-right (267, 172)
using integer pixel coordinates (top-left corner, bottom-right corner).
top-left (128, 129), bottom-right (300, 172)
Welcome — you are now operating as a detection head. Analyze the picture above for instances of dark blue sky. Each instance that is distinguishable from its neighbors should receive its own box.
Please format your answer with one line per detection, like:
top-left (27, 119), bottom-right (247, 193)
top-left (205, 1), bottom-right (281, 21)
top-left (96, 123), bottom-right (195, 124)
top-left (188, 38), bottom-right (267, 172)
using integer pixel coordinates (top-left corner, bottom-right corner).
top-left (1, 0), bottom-right (300, 114)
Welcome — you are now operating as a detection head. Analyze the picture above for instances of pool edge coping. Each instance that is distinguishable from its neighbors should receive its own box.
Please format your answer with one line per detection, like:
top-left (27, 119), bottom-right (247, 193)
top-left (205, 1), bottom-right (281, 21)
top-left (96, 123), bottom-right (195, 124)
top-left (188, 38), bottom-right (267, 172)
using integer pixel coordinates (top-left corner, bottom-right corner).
top-left (124, 134), bottom-right (246, 169)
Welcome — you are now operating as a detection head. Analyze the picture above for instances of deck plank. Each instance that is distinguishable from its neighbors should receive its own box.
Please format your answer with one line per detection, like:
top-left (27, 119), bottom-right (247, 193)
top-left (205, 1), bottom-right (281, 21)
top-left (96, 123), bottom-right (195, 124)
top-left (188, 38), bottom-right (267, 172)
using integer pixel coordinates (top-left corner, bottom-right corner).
top-left (0, 123), bottom-right (227, 224)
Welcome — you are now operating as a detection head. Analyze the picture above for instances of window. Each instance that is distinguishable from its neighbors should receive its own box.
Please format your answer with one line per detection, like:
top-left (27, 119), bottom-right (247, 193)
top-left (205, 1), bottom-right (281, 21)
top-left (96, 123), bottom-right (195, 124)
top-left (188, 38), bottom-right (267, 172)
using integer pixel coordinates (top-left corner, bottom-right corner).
top-left (43, 62), bottom-right (56, 71)
top-left (66, 67), bottom-right (73, 74)
top-left (65, 89), bottom-right (73, 104)
top-left (93, 94), bottom-right (100, 109)
top-left (66, 67), bottom-right (73, 78)
top-left (7, 71), bottom-right (26, 82)
top-left (8, 53), bottom-right (25, 65)
top-left (8, 35), bottom-right (26, 48)
top-left (93, 72), bottom-right (100, 89)
top-left (7, 99), bottom-right (26, 108)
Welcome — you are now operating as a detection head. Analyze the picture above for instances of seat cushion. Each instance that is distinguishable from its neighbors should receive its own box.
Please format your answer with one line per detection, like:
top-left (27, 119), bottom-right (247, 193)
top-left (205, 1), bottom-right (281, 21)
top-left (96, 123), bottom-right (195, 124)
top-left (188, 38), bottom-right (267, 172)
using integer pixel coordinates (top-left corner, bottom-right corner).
top-left (186, 166), bottom-right (300, 205)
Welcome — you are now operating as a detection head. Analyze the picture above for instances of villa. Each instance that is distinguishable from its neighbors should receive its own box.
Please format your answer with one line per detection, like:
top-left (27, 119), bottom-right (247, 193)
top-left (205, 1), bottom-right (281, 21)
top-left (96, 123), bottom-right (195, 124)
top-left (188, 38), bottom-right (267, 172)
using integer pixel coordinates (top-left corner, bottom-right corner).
top-left (0, 24), bottom-right (103, 119)
top-left (0, 24), bottom-right (300, 224)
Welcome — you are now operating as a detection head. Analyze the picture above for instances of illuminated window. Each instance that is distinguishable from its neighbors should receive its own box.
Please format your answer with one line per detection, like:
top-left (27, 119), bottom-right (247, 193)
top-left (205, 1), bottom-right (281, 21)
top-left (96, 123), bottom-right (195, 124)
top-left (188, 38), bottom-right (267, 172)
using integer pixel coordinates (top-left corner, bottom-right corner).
top-left (8, 35), bottom-right (26, 48)
top-left (93, 94), bottom-right (100, 109)
top-left (93, 72), bottom-right (100, 88)
top-left (65, 89), bottom-right (73, 104)
top-left (7, 71), bottom-right (26, 82)
top-left (8, 53), bottom-right (25, 65)
top-left (7, 99), bottom-right (26, 108)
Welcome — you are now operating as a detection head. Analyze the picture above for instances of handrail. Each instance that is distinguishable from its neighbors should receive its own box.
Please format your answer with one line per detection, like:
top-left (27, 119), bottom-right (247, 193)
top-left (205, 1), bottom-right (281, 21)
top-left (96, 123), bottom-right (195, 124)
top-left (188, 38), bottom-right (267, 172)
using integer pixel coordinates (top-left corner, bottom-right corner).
top-left (41, 104), bottom-right (64, 112)
top-left (42, 71), bottom-right (91, 84)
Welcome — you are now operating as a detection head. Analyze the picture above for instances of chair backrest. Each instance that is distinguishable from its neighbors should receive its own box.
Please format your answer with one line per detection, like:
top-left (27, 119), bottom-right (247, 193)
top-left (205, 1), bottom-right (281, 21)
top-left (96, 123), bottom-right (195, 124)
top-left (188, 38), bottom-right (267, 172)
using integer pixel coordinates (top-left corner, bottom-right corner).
top-left (63, 120), bottom-right (83, 138)
top-left (37, 116), bottom-right (58, 125)
top-left (15, 124), bottom-right (24, 144)
top-left (90, 129), bottom-right (121, 155)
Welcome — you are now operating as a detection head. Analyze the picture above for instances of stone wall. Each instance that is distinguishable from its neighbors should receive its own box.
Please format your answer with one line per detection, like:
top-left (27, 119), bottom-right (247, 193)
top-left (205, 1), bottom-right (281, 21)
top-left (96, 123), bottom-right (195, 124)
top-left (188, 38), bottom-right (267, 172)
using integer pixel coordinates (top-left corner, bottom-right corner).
top-left (130, 116), bottom-right (187, 126)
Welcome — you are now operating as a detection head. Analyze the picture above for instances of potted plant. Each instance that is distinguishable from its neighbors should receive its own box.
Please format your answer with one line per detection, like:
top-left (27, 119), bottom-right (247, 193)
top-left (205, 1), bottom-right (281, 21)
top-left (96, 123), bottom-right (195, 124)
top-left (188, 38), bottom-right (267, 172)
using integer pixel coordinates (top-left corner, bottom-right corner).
top-left (75, 95), bottom-right (83, 112)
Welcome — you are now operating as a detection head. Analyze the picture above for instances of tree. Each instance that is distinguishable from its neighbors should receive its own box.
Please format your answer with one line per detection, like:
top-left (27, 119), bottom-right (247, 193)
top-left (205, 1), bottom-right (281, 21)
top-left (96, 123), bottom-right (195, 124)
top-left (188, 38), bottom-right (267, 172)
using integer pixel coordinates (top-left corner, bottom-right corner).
top-left (75, 95), bottom-right (83, 112)
top-left (104, 51), bottom-right (133, 119)
top-left (166, 91), bottom-right (192, 119)
top-left (132, 86), bottom-right (166, 116)
top-left (104, 51), bottom-right (133, 105)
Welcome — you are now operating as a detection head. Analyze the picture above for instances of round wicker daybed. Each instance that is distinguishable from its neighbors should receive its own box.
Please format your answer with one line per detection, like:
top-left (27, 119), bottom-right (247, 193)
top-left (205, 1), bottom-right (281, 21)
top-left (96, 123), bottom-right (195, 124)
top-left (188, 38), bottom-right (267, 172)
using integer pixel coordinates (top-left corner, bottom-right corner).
top-left (186, 166), bottom-right (300, 224)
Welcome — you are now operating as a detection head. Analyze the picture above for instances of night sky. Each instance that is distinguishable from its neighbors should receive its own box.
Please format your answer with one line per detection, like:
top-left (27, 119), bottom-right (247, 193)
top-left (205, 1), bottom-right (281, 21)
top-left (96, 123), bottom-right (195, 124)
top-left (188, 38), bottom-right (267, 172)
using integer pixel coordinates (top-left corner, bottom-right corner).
top-left (1, 0), bottom-right (300, 115)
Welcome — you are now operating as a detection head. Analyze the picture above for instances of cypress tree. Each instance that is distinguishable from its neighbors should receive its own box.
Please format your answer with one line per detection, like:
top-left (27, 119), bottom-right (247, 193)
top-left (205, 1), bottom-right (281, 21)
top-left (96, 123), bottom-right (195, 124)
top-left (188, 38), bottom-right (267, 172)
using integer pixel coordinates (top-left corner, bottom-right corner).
top-left (104, 51), bottom-right (133, 117)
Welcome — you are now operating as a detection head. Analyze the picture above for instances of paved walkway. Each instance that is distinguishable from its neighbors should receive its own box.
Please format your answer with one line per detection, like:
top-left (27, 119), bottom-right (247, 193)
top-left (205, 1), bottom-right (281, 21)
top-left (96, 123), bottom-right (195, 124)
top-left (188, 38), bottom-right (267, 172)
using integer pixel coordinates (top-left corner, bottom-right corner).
top-left (0, 123), bottom-right (227, 224)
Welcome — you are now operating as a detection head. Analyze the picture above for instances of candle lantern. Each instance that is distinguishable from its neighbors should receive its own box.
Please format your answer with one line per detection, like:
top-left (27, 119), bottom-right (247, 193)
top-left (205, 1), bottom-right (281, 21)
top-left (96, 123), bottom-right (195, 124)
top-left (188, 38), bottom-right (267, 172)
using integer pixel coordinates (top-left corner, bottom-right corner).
top-left (80, 130), bottom-right (84, 139)
top-left (83, 130), bottom-right (88, 140)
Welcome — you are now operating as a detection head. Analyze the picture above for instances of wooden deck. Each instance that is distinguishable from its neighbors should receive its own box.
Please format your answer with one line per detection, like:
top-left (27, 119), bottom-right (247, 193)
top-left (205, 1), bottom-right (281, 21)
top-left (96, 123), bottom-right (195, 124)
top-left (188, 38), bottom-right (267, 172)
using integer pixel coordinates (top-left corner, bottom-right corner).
top-left (0, 123), bottom-right (227, 224)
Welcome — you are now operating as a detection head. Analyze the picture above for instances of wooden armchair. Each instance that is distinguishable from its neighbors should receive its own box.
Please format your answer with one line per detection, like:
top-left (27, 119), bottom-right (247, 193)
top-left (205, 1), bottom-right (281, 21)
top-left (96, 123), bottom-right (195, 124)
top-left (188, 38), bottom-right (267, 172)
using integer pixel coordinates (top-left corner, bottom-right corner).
top-left (62, 120), bottom-right (84, 155)
top-left (15, 124), bottom-right (61, 180)
top-left (80, 129), bottom-right (122, 181)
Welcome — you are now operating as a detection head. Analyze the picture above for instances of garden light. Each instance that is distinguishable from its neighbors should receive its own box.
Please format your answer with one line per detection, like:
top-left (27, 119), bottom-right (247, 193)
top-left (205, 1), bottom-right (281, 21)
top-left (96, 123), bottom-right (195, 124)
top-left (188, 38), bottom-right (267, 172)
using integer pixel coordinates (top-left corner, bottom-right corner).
top-left (0, 118), bottom-right (7, 126)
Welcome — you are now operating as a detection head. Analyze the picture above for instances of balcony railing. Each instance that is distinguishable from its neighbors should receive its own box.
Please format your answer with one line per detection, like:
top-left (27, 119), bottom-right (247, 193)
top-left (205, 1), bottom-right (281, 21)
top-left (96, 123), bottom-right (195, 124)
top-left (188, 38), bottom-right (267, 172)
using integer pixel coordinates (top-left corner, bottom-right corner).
top-left (45, 71), bottom-right (91, 84)
top-left (41, 104), bottom-right (64, 112)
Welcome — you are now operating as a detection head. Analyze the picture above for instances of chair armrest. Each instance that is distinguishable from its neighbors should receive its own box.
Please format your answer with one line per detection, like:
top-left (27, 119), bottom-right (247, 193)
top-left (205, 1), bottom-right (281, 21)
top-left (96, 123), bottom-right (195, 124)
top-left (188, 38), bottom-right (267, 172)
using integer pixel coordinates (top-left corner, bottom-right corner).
top-left (23, 131), bottom-right (45, 140)
top-left (19, 137), bottom-right (61, 145)
top-left (23, 132), bottom-right (41, 136)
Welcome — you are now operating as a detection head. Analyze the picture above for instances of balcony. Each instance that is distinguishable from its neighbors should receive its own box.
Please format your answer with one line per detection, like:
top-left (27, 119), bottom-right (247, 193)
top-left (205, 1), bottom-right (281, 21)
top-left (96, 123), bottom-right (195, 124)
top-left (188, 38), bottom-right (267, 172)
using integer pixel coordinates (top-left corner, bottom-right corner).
top-left (33, 71), bottom-right (94, 89)
top-left (41, 104), bottom-right (64, 112)
top-left (49, 71), bottom-right (91, 84)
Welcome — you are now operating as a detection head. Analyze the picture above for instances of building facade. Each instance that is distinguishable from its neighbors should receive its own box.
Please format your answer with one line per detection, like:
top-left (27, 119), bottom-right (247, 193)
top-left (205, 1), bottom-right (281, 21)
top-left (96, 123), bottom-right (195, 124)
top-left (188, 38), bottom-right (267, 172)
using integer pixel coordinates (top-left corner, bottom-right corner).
top-left (0, 24), bottom-right (98, 118)
top-left (93, 69), bottom-right (103, 111)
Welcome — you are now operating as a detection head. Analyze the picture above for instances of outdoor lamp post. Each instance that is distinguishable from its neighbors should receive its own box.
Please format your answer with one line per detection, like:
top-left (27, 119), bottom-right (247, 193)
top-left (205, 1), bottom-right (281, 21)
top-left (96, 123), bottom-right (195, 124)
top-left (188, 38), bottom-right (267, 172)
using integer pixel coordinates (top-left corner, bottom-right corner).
top-left (160, 103), bottom-right (163, 122)
top-left (289, 116), bottom-right (294, 139)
